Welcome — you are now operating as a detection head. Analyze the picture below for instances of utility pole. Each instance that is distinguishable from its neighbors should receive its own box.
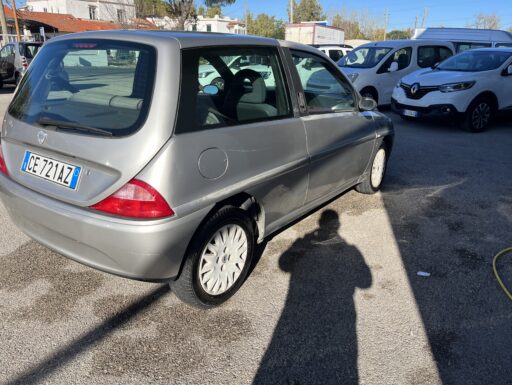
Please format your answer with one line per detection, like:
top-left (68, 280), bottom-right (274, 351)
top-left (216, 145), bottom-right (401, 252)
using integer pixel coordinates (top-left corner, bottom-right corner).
top-left (290, 0), bottom-right (293, 23)
top-left (244, 0), bottom-right (248, 34)
top-left (11, 0), bottom-right (21, 42)
top-left (0, 0), bottom-right (8, 46)
top-left (414, 15), bottom-right (418, 30)
top-left (383, 5), bottom-right (389, 41)
top-left (421, 8), bottom-right (429, 28)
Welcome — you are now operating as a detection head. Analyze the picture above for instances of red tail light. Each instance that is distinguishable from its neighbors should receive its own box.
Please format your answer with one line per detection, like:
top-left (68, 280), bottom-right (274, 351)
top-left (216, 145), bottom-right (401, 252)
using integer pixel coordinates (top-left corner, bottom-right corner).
top-left (91, 179), bottom-right (174, 219)
top-left (0, 145), bottom-right (8, 176)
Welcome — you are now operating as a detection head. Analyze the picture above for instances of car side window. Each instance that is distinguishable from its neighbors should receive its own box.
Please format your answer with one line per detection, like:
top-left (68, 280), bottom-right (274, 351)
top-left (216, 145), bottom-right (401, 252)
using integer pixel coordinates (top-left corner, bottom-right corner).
top-left (417, 46), bottom-right (454, 68)
top-left (328, 50), bottom-right (343, 62)
top-left (0, 45), bottom-right (12, 59)
top-left (177, 46), bottom-right (292, 133)
top-left (291, 50), bottom-right (355, 114)
top-left (378, 47), bottom-right (412, 73)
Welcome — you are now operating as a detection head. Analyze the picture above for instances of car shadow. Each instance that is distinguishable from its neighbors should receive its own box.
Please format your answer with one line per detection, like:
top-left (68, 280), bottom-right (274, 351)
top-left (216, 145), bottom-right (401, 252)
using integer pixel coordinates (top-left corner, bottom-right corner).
top-left (253, 210), bottom-right (371, 385)
top-left (379, 118), bottom-right (512, 384)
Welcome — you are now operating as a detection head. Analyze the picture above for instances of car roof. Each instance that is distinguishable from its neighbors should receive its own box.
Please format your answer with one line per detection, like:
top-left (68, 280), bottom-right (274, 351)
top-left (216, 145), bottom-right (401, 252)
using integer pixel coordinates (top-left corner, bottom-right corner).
top-left (466, 47), bottom-right (512, 53)
top-left (358, 39), bottom-right (453, 49)
top-left (49, 30), bottom-right (280, 49)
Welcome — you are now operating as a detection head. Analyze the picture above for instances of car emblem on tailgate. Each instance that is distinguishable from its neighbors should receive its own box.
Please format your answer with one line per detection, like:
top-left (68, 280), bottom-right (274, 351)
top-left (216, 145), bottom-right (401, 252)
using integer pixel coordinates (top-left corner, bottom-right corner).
top-left (37, 130), bottom-right (47, 145)
top-left (410, 83), bottom-right (420, 95)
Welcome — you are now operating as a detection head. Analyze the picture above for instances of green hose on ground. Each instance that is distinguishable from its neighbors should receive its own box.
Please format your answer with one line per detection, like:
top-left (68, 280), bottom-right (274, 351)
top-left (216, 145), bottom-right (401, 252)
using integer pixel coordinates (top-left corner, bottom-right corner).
top-left (493, 247), bottom-right (512, 302)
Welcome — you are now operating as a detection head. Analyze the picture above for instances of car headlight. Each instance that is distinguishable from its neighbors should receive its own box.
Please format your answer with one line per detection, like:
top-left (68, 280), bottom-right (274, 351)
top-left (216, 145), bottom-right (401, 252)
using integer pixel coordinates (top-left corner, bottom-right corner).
top-left (439, 81), bottom-right (475, 93)
top-left (199, 71), bottom-right (214, 79)
top-left (396, 80), bottom-right (403, 88)
top-left (348, 73), bottom-right (359, 83)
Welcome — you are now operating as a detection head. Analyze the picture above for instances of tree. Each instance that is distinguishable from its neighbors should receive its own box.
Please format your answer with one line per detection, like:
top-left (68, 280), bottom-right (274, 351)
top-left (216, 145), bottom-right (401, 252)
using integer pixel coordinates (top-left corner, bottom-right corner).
top-left (467, 13), bottom-right (501, 29)
top-left (387, 29), bottom-right (412, 40)
top-left (247, 12), bottom-right (285, 39)
top-left (329, 8), bottom-right (384, 41)
top-left (331, 13), bottom-right (362, 40)
top-left (135, 0), bottom-right (167, 18)
top-left (165, 1), bottom-right (197, 30)
top-left (293, 0), bottom-right (325, 23)
top-left (206, 6), bottom-right (221, 17)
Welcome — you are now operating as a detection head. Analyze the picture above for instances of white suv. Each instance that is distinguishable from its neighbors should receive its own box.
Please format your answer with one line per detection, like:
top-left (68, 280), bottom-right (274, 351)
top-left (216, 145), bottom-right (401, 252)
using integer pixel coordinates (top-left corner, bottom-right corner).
top-left (392, 48), bottom-right (512, 132)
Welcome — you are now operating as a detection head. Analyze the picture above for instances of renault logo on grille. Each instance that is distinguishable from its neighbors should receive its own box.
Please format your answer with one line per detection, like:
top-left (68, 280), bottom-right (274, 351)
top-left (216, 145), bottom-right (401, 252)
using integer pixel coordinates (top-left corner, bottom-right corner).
top-left (410, 83), bottom-right (420, 95)
top-left (37, 130), bottom-right (48, 145)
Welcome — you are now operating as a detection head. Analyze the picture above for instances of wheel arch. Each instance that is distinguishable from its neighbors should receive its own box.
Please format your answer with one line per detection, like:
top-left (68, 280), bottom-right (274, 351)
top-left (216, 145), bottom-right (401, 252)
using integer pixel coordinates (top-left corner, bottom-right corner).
top-left (468, 91), bottom-right (498, 111)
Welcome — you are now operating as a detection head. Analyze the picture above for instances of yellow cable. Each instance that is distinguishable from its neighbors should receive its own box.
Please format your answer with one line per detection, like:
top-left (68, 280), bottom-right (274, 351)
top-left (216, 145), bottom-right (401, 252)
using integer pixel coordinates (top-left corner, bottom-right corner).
top-left (493, 247), bottom-right (512, 302)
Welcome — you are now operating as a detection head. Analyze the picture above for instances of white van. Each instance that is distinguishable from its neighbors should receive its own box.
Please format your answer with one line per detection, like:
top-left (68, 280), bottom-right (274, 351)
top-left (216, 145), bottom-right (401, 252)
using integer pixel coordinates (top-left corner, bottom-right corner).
top-left (312, 44), bottom-right (352, 62)
top-left (338, 40), bottom-right (455, 105)
top-left (412, 27), bottom-right (512, 52)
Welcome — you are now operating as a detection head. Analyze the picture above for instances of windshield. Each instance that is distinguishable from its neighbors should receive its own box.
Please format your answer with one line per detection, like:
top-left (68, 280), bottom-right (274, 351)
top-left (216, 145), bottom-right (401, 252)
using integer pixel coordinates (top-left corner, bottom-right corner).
top-left (8, 40), bottom-right (156, 137)
top-left (338, 47), bottom-right (392, 68)
top-left (437, 50), bottom-right (512, 72)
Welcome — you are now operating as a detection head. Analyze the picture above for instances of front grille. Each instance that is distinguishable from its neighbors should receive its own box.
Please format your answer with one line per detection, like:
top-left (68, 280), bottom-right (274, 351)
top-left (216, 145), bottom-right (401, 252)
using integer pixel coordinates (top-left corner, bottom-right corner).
top-left (400, 83), bottom-right (439, 100)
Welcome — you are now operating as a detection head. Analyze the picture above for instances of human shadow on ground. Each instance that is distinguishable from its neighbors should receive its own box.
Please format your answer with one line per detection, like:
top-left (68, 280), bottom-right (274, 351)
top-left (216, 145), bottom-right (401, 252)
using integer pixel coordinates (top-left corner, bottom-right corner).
top-left (253, 210), bottom-right (371, 385)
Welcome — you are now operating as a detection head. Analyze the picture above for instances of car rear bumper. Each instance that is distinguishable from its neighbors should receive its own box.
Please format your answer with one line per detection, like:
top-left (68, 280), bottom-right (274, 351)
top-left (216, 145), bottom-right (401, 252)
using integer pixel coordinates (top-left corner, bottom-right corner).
top-left (391, 98), bottom-right (462, 119)
top-left (0, 173), bottom-right (210, 281)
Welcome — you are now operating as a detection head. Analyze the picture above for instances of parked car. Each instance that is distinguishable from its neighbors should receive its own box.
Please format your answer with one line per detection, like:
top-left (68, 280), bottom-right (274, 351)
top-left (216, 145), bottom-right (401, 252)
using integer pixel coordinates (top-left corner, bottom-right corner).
top-left (338, 39), bottom-right (454, 105)
top-left (198, 55), bottom-right (275, 90)
top-left (313, 45), bottom-right (352, 62)
top-left (412, 27), bottom-right (512, 52)
top-left (0, 41), bottom-right (42, 87)
top-left (0, 31), bottom-right (394, 308)
top-left (391, 48), bottom-right (512, 132)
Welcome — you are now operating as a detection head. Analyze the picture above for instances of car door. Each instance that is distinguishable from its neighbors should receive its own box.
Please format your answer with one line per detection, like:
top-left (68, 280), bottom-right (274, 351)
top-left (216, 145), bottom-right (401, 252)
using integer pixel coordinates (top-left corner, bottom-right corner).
top-left (3, 44), bottom-right (16, 80)
top-left (0, 44), bottom-right (13, 79)
top-left (287, 48), bottom-right (376, 204)
top-left (376, 47), bottom-right (413, 104)
top-left (174, 45), bottom-right (309, 237)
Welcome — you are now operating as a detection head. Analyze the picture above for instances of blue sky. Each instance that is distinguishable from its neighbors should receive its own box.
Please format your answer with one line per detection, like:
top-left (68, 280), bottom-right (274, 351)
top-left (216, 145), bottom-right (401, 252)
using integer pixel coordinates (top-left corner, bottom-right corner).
top-left (221, 0), bottom-right (512, 31)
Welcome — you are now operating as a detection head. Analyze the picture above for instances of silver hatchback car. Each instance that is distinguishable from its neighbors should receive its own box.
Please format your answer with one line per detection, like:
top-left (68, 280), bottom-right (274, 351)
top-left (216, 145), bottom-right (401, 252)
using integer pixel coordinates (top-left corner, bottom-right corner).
top-left (0, 31), bottom-right (393, 308)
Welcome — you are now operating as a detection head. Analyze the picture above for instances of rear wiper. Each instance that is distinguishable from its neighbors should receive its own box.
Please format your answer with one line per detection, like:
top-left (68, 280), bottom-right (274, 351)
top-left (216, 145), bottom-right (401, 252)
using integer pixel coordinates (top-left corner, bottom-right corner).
top-left (37, 117), bottom-right (113, 137)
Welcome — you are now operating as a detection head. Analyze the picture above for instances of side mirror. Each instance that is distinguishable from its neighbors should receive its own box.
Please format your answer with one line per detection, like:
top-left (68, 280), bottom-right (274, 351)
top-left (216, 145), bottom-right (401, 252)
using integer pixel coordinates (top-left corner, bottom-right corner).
top-left (203, 84), bottom-right (219, 95)
top-left (502, 64), bottom-right (512, 76)
top-left (359, 97), bottom-right (377, 111)
top-left (388, 61), bottom-right (399, 72)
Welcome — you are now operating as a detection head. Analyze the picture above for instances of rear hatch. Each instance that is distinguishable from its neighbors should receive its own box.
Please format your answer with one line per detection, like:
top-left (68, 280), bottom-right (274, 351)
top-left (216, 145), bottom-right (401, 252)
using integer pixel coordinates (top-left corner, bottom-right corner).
top-left (1, 37), bottom-right (176, 207)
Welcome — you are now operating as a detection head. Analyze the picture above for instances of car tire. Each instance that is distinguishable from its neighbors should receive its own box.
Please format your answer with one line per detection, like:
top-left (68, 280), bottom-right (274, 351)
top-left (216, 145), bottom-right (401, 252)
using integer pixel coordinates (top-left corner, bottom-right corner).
top-left (171, 205), bottom-right (255, 309)
top-left (461, 97), bottom-right (494, 133)
top-left (356, 144), bottom-right (388, 194)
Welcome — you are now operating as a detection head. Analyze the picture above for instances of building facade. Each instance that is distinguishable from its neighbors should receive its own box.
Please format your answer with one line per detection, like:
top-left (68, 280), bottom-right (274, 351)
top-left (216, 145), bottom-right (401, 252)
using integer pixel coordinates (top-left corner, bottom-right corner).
top-left (26, 0), bottom-right (136, 24)
top-left (147, 15), bottom-right (246, 35)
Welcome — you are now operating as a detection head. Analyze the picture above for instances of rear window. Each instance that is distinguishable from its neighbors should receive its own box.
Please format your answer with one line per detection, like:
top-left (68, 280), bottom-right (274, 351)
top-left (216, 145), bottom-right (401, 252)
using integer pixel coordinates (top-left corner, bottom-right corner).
top-left (9, 39), bottom-right (156, 137)
top-left (20, 43), bottom-right (41, 58)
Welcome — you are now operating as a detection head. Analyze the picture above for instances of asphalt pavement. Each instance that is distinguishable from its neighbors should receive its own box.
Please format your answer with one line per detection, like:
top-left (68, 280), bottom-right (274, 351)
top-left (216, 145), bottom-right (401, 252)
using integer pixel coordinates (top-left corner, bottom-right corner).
top-left (0, 84), bottom-right (511, 385)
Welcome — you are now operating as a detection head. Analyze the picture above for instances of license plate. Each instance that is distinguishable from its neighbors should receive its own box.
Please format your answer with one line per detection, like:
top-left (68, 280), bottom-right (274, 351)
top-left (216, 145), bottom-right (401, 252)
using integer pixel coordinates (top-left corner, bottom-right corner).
top-left (403, 109), bottom-right (419, 118)
top-left (21, 151), bottom-right (81, 190)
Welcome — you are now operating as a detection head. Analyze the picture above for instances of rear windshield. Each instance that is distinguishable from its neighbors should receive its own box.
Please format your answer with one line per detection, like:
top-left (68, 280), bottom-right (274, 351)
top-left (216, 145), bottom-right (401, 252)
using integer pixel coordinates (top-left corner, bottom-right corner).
top-left (9, 39), bottom-right (156, 137)
top-left (20, 43), bottom-right (41, 59)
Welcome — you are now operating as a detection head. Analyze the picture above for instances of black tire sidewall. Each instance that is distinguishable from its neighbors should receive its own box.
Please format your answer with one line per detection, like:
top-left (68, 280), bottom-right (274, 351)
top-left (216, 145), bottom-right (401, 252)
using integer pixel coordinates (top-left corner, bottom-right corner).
top-left (188, 207), bottom-right (255, 307)
top-left (463, 98), bottom-right (493, 133)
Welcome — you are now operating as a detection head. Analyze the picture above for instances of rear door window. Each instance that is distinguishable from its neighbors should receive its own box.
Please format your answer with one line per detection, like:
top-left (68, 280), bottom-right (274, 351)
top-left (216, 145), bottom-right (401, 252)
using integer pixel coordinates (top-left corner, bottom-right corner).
top-left (8, 40), bottom-right (156, 137)
top-left (417, 46), bottom-right (453, 68)
top-left (455, 42), bottom-right (492, 53)
top-left (177, 46), bottom-right (292, 132)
